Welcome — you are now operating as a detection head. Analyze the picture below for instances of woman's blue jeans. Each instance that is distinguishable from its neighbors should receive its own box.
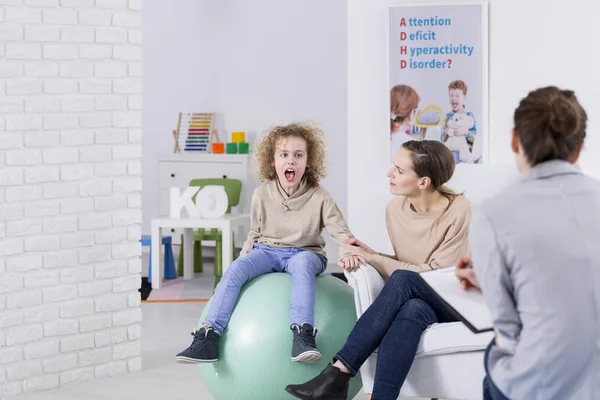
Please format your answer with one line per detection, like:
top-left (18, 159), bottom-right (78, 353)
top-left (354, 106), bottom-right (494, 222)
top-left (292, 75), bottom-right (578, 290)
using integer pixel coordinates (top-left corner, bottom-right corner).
top-left (334, 269), bottom-right (457, 400)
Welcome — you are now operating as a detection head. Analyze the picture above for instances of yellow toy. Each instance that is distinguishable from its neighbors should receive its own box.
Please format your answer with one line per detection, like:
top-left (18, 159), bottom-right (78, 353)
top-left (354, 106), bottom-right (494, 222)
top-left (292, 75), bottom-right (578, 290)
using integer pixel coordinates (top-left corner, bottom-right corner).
top-left (231, 131), bottom-right (246, 143)
top-left (414, 104), bottom-right (443, 129)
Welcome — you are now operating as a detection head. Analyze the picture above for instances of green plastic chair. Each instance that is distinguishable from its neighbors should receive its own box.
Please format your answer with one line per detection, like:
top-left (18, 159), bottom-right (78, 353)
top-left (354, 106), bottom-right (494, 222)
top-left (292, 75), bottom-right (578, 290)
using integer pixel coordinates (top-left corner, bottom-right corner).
top-left (177, 178), bottom-right (242, 285)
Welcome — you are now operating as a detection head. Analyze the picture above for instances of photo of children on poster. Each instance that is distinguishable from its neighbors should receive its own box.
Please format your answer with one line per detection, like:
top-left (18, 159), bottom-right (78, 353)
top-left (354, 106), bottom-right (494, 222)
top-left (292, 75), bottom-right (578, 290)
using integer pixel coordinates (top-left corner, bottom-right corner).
top-left (389, 4), bottom-right (486, 164)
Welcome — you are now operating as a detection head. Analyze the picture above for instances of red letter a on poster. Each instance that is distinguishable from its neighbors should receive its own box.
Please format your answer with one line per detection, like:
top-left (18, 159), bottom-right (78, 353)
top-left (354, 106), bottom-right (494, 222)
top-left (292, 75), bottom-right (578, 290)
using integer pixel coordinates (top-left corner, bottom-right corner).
top-left (400, 18), bottom-right (406, 26)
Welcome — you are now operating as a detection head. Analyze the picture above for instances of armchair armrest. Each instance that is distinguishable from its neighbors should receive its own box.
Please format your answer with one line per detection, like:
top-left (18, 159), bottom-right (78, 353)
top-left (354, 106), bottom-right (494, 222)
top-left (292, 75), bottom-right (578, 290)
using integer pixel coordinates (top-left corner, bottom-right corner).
top-left (344, 264), bottom-right (386, 318)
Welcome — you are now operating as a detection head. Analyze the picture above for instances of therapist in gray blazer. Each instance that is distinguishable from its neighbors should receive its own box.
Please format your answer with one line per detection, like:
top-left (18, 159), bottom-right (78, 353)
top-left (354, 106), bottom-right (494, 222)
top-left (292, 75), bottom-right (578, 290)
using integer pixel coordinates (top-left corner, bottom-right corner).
top-left (457, 86), bottom-right (600, 400)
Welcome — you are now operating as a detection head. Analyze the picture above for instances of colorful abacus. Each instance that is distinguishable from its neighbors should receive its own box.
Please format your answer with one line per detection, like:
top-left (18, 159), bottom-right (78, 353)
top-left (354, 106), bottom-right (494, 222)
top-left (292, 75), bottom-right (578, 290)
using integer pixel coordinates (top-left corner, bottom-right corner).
top-left (172, 112), bottom-right (220, 153)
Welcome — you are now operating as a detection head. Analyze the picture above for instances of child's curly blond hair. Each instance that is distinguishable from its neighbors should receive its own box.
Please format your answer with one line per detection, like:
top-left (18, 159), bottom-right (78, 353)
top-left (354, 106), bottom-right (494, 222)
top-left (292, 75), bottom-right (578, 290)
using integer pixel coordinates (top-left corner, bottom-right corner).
top-left (253, 122), bottom-right (327, 187)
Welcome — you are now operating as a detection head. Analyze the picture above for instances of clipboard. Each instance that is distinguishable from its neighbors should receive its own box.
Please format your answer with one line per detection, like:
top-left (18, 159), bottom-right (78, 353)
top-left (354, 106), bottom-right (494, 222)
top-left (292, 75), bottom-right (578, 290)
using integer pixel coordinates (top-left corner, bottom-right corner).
top-left (418, 266), bottom-right (494, 334)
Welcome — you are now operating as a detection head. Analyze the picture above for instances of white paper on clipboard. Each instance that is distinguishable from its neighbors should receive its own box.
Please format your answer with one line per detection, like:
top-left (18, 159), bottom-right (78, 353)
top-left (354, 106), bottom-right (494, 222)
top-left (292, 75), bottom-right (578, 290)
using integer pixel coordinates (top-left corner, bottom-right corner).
top-left (419, 266), bottom-right (493, 333)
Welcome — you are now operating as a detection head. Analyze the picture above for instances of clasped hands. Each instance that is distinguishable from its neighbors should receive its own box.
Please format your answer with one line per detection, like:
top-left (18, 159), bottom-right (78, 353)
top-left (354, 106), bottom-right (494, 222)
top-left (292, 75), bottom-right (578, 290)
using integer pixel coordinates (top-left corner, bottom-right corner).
top-left (338, 237), bottom-right (376, 272)
top-left (338, 238), bottom-right (482, 291)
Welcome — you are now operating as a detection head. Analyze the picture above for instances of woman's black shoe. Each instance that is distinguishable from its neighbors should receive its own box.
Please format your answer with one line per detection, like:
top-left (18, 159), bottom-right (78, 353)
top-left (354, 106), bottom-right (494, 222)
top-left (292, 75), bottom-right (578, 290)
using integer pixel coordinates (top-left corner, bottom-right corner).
top-left (285, 363), bottom-right (350, 400)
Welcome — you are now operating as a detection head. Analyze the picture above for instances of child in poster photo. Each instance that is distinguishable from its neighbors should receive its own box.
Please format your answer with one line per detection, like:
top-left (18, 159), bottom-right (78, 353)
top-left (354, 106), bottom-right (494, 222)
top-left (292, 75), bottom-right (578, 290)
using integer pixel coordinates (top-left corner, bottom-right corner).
top-left (440, 80), bottom-right (478, 163)
top-left (390, 85), bottom-right (426, 161)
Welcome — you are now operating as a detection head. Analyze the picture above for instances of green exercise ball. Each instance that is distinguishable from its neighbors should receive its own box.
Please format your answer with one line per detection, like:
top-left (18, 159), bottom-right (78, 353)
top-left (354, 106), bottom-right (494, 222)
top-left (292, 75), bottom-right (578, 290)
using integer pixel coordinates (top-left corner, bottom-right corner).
top-left (198, 273), bottom-right (363, 400)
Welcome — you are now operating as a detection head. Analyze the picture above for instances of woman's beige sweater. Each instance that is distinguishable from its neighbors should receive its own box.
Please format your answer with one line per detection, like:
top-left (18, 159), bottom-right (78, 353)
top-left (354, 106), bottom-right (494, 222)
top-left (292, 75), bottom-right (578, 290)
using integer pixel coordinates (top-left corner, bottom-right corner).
top-left (369, 194), bottom-right (472, 279)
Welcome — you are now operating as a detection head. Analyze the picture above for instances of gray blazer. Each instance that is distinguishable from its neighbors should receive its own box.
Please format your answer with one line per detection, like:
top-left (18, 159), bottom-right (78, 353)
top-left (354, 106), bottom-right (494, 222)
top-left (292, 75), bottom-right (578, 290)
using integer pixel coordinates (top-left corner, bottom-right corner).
top-left (471, 160), bottom-right (600, 400)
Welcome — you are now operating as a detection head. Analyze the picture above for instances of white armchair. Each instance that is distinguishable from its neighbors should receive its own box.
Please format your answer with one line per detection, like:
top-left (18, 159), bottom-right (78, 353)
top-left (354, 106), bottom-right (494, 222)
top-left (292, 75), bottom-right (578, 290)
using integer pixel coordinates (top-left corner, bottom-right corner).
top-left (344, 164), bottom-right (519, 399)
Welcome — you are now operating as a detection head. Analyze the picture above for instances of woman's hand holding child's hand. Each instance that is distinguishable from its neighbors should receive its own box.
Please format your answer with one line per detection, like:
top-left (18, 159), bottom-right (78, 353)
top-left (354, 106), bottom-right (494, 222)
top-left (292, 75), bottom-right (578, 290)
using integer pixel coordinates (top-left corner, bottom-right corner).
top-left (344, 238), bottom-right (376, 255)
top-left (337, 237), bottom-right (374, 271)
top-left (338, 255), bottom-right (365, 272)
top-left (340, 243), bottom-right (373, 263)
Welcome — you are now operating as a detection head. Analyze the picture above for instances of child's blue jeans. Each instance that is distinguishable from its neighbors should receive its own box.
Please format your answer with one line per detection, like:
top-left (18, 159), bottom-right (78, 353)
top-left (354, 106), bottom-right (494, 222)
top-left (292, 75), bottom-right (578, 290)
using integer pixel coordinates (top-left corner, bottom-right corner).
top-left (203, 243), bottom-right (327, 335)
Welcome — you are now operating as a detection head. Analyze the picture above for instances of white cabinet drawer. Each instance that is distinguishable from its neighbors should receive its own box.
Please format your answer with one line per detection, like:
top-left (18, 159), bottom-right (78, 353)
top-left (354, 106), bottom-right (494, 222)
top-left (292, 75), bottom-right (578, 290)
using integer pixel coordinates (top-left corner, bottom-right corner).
top-left (159, 161), bottom-right (246, 189)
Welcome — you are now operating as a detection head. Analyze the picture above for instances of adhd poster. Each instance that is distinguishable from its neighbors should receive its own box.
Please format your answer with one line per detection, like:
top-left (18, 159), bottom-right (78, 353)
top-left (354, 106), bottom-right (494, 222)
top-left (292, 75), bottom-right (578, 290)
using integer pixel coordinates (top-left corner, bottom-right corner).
top-left (389, 2), bottom-right (488, 164)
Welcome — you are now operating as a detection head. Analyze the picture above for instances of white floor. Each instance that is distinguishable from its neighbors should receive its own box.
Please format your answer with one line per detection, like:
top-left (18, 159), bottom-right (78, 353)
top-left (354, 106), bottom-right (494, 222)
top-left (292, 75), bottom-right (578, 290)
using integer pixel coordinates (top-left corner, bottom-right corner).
top-left (14, 300), bottom-right (371, 400)
top-left (14, 246), bottom-right (371, 400)
top-left (13, 249), bottom-right (425, 400)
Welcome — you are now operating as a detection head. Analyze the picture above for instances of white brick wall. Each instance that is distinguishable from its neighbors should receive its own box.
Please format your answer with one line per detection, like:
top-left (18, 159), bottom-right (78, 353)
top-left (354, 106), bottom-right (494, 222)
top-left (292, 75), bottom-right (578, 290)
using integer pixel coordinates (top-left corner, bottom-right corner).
top-left (0, 0), bottom-right (142, 397)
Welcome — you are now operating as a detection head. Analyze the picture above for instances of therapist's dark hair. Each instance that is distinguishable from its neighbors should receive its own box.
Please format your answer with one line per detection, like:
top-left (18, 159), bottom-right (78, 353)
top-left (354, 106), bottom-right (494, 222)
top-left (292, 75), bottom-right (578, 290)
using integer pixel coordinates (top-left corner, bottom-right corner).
top-left (514, 86), bottom-right (587, 166)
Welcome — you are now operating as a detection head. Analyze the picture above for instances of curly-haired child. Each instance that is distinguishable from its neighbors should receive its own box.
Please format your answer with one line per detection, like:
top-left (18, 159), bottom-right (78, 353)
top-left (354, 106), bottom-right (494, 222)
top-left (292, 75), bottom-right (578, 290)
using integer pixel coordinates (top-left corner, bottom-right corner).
top-left (175, 122), bottom-right (363, 364)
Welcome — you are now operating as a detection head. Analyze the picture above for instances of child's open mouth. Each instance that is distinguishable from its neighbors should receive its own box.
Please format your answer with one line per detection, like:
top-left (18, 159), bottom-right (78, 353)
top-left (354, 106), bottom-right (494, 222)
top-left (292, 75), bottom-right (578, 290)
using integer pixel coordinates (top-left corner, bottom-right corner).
top-left (284, 168), bottom-right (295, 182)
top-left (452, 101), bottom-right (459, 109)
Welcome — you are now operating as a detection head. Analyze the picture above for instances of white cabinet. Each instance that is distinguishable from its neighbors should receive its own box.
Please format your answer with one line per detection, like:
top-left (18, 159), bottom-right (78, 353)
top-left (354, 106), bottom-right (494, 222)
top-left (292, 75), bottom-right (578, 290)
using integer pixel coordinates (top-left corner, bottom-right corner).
top-left (158, 153), bottom-right (259, 246)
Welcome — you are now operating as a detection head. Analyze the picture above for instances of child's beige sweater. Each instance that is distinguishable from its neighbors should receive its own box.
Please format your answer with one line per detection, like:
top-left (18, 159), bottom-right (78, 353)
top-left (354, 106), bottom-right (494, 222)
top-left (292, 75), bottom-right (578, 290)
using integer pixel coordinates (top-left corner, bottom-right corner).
top-left (369, 194), bottom-right (472, 279)
top-left (240, 179), bottom-right (352, 259)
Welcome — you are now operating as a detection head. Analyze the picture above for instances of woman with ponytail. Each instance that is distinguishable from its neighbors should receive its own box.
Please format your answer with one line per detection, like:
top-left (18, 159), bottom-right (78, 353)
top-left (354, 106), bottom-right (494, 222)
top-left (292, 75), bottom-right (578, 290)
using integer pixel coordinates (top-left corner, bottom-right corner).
top-left (460, 87), bottom-right (599, 400)
top-left (340, 140), bottom-right (471, 278)
top-left (285, 140), bottom-right (472, 400)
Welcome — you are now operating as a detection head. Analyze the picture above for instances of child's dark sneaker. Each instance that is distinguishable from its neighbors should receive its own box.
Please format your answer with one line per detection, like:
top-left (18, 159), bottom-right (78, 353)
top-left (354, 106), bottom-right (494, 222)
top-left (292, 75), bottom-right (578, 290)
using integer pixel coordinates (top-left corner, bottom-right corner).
top-left (175, 327), bottom-right (219, 363)
top-left (291, 323), bottom-right (321, 363)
